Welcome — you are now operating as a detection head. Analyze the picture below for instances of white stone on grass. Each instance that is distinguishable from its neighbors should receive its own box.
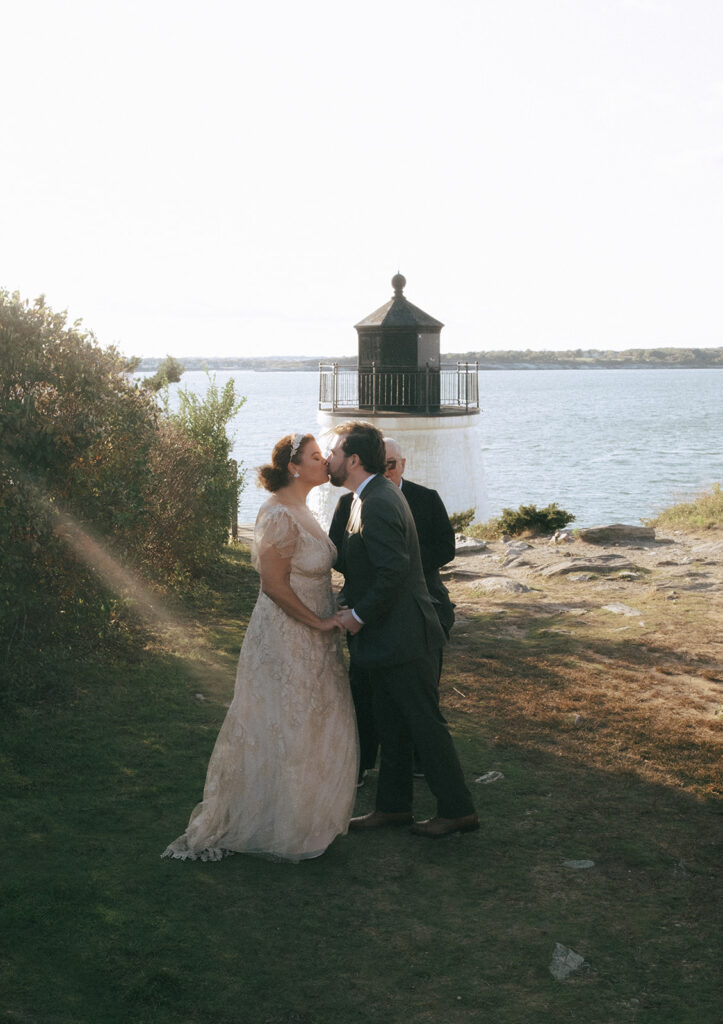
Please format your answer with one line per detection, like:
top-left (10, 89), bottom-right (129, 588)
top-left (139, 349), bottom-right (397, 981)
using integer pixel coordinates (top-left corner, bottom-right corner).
top-left (602, 603), bottom-right (642, 616)
top-left (455, 535), bottom-right (488, 554)
top-left (471, 577), bottom-right (531, 595)
top-left (549, 943), bottom-right (586, 981)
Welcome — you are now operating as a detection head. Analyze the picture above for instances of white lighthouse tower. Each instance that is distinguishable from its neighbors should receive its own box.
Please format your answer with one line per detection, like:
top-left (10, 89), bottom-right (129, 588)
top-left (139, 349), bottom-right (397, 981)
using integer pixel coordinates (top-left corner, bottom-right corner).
top-left (309, 274), bottom-right (485, 526)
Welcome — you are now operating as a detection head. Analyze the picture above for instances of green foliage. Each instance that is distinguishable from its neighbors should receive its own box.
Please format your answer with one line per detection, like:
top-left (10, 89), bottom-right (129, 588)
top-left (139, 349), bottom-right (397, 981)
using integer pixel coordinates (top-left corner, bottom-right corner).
top-left (496, 502), bottom-right (575, 536)
top-left (0, 291), bottom-right (245, 703)
top-left (157, 374), bottom-right (245, 572)
top-left (645, 483), bottom-right (722, 530)
top-left (144, 353), bottom-right (186, 392)
top-left (448, 508), bottom-right (475, 533)
top-left (469, 502), bottom-right (575, 539)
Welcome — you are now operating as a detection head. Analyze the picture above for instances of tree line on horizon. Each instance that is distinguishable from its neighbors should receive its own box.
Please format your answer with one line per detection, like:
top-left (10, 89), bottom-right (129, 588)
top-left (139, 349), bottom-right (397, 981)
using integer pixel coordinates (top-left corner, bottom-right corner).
top-left (135, 346), bottom-right (723, 373)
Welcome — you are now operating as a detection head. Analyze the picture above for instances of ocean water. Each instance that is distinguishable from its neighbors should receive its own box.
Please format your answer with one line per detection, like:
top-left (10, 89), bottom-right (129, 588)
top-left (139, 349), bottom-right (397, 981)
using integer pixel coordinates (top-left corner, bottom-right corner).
top-left (153, 368), bottom-right (722, 529)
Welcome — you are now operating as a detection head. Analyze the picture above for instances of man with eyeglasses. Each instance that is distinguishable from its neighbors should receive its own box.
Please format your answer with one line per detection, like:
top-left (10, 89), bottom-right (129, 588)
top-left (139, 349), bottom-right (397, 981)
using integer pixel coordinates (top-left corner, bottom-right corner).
top-left (326, 421), bottom-right (477, 839)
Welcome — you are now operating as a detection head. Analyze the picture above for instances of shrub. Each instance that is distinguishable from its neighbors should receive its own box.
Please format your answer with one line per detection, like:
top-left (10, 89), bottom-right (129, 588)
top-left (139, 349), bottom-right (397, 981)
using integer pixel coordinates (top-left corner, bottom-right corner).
top-left (1, 292), bottom-right (159, 699)
top-left (0, 291), bottom-right (245, 703)
top-left (468, 502), bottom-right (575, 539)
top-left (496, 502), bottom-right (575, 537)
top-left (159, 374), bottom-right (245, 571)
top-left (644, 483), bottom-right (722, 531)
top-left (448, 508), bottom-right (475, 534)
top-left (144, 354), bottom-right (186, 392)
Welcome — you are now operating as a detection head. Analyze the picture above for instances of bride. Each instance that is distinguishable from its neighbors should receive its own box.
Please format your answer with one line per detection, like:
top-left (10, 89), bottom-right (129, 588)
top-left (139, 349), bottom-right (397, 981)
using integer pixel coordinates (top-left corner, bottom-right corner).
top-left (162, 433), bottom-right (359, 863)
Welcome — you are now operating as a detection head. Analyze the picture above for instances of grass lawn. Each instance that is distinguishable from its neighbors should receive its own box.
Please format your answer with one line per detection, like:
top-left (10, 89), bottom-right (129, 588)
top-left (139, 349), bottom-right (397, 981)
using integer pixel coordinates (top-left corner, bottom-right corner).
top-left (1, 545), bottom-right (720, 1024)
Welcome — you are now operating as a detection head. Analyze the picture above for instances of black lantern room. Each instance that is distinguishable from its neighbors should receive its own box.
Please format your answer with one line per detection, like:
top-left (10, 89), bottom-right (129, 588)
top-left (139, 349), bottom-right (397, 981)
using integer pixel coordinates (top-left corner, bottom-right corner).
top-left (354, 274), bottom-right (443, 412)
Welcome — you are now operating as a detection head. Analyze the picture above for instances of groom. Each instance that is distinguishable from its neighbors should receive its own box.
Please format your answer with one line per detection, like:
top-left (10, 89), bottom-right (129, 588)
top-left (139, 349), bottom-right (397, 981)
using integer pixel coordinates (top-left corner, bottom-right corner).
top-left (326, 421), bottom-right (478, 838)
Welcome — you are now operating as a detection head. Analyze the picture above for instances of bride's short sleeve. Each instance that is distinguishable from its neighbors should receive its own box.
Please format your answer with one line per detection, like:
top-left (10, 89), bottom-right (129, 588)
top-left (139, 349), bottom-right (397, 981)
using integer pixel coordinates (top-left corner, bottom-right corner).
top-left (252, 504), bottom-right (299, 570)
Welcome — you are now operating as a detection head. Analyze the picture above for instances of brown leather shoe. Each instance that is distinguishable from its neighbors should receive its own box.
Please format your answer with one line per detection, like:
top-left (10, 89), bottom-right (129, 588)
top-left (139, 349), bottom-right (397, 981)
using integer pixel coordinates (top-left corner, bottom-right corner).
top-left (349, 810), bottom-right (414, 830)
top-left (410, 814), bottom-right (479, 838)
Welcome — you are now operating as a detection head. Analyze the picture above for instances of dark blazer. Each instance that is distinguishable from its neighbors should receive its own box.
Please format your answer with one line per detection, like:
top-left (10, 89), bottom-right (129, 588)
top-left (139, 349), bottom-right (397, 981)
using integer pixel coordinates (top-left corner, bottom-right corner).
top-left (330, 475), bottom-right (444, 668)
top-left (401, 478), bottom-right (456, 632)
top-left (330, 478), bottom-right (456, 634)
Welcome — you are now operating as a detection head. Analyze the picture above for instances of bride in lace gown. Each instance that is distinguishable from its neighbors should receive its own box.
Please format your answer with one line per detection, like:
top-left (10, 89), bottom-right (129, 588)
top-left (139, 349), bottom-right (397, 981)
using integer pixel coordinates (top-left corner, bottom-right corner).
top-left (162, 433), bottom-right (358, 863)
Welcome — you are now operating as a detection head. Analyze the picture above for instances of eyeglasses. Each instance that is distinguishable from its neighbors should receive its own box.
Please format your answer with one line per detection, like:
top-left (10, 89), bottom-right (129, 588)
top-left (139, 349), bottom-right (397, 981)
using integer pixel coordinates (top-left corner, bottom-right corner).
top-left (385, 460), bottom-right (399, 470)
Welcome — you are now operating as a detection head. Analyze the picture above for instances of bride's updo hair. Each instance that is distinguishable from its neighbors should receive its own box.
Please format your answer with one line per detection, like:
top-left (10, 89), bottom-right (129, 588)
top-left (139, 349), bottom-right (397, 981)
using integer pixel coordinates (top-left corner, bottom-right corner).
top-left (257, 433), bottom-right (315, 492)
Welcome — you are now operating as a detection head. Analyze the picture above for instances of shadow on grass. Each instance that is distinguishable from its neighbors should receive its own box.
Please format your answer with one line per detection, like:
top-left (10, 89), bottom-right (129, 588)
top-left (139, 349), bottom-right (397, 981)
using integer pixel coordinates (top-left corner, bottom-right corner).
top-left (1, 638), bottom-right (721, 1024)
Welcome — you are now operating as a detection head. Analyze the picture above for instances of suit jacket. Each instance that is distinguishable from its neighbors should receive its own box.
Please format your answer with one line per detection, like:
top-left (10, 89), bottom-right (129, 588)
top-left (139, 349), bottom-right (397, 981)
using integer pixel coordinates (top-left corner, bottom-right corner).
top-left (400, 478), bottom-right (456, 632)
top-left (329, 475), bottom-right (444, 668)
top-left (330, 478), bottom-right (456, 634)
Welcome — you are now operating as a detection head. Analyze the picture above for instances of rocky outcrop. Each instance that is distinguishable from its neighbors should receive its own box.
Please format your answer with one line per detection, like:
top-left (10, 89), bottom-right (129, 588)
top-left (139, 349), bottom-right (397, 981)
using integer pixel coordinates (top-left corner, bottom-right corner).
top-left (538, 555), bottom-right (634, 577)
top-left (577, 524), bottom-right (655, 545)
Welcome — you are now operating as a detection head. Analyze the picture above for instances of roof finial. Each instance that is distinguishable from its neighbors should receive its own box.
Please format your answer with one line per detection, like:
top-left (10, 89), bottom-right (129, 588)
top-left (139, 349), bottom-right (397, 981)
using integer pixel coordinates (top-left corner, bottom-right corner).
top-left (391, 272), bottom-right (406, 297)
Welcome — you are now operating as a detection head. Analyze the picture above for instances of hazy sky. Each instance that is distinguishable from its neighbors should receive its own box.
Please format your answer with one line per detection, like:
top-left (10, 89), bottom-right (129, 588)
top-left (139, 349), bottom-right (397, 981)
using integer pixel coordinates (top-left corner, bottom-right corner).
top-left (2, 0), bottom-right (721, 359)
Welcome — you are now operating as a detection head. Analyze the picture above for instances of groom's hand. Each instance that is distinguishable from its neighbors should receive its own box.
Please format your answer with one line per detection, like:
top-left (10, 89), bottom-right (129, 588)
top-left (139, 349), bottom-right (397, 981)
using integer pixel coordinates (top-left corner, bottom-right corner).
top-left (337, 608), bottom-right (363, 635)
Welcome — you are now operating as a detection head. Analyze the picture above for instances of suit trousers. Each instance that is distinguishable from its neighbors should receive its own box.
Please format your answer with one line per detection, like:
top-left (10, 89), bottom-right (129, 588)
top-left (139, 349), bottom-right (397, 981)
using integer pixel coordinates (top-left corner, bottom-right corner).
top-left (371, 654), bottom-right (475, 820)
top-left (350, 636), bottom-right (447, 775)
top-left (349, 660), bottom-right (379, 774)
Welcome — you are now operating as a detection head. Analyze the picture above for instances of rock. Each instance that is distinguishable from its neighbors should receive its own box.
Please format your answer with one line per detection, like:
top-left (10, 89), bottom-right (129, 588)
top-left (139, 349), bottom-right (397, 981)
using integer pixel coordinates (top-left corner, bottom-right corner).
top-left (194, 693), bottom-right (206, 702)
top-left (505, 540), bottom-right (533, 552)
top-left (455, 535), bottom-right (488, 554)
top-left (602, 603), bottom-right (642, 616)
top-left (656, 580), bottom-right (716, 592)
top-left (567, 572), bottom-right (594, 581)
top-left (563, 859), bottom-right (595, 869)
top-left (549, 943), bottom-right (586, 981)
top-left (501, 553), bottom-right (532, 569)
top-left (471, 577), bottom-right (531, 595)
top-left (691, 540), bottom-right (723, 558)
top-left (475, 770), bottom-right (504, 784)
top-left (551, 529), bottom-right (575, 544)
top-left (539, 557), bottom-right (633, 577)
top-left (578, 524), bottom-right (655, 545)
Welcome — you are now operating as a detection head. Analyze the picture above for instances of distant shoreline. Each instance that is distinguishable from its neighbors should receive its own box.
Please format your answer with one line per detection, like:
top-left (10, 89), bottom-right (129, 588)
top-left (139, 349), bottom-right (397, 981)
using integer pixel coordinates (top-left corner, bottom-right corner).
top-left (136, 350), bottom-right (723, 373)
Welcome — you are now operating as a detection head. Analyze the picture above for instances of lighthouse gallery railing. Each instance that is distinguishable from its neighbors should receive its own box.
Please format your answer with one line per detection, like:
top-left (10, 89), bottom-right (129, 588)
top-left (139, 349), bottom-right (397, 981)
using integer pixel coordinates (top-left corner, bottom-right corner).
top-left (318, 362), bottom-right (479, 414)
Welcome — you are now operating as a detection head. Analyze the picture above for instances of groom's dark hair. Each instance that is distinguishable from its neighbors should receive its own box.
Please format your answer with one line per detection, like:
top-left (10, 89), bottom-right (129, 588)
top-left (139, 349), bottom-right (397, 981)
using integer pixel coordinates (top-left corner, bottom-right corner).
top-left (334, 421), bottom-right (386, 475)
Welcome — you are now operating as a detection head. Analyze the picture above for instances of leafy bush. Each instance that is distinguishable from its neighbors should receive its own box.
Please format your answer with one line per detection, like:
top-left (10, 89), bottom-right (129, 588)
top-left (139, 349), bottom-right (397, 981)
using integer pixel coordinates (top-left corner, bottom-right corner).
top-left (0, 290), bottom-right (244, 703)
top-left (496, 502), bottom-right (575, 537)
top-left (156, 375), bottom-right (245, 574)
top-left (448, 508), bottom-right (475, 534)
top-left (144, 354), bottom-right (186, 392)
top-left (644, 483), bottom-right (722, 531)
top-left (468, 502), bottom-right (575, 539)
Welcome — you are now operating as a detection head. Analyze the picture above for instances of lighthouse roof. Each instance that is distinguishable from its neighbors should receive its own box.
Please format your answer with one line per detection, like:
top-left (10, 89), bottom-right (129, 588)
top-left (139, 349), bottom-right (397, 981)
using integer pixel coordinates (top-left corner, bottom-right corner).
top-left (354, 274), bottom-right (444, 330)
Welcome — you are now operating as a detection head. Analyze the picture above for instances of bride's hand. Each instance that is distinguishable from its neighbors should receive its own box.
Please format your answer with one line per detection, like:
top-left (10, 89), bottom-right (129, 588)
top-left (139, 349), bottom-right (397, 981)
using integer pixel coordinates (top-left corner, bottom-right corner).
top-left (318, 615), bottom-right (344, 632)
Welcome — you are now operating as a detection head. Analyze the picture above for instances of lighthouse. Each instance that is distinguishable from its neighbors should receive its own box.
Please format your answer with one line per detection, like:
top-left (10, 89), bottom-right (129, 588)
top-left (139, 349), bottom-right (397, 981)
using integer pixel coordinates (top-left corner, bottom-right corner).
top-left (309, 274), bottom-right (484, 525)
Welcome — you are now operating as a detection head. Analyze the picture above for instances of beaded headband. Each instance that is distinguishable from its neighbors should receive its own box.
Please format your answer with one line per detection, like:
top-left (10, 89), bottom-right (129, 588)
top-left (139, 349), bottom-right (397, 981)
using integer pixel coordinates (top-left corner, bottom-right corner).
top-left (289, 433), bottom-right (303, 459)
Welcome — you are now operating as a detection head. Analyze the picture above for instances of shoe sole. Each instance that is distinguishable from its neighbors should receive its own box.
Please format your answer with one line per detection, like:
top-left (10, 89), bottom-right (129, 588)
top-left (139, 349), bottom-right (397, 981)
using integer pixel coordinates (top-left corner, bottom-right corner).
top-left (411, 821), bottom-right (480, 838)
top-left (349, 817), bottom-right (414, 830)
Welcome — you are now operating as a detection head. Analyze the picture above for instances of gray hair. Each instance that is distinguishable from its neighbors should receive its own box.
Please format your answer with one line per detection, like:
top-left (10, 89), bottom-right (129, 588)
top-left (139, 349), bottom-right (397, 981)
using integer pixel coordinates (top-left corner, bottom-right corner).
top-left (383, 437), bottom-right (403, 458)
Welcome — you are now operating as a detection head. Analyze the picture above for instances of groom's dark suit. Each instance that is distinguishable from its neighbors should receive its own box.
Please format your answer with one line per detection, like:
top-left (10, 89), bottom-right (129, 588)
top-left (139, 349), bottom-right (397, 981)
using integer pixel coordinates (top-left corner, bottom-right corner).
top-left (332, 474), bottom-right (474, 819)
top-left (330, 477), bottom-right (456, 773)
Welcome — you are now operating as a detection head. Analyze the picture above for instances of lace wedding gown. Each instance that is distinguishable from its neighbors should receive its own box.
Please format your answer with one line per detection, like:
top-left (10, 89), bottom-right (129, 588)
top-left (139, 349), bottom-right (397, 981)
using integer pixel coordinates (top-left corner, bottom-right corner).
top-left (162, 499), bottom-right (359, 863)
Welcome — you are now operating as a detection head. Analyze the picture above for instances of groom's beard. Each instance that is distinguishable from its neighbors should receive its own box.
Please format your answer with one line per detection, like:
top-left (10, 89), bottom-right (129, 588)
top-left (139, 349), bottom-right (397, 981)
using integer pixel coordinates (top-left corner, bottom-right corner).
top-left (328, 468), bottom-right (348, 488)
